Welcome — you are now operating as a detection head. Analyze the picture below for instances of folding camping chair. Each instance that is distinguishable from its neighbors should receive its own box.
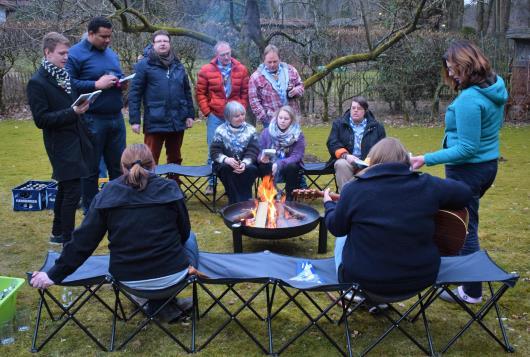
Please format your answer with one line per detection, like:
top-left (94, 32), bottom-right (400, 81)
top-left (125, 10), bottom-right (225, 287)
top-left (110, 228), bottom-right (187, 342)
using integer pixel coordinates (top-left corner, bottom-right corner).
top-left (155, 164), bottom-right (221, 212)
top-left (342, 287), bottom-right (439, 356)
top-left (197, 251), bottom-right (358, 356)
top-left (109, 275), bottom-right (196, 352)
top-left (430, 250), bottom-right (519, 354)
top-left (28, 252), bottom-right (115, 352)
top-left (341, 251), bottom-right (519, 356)
top-left (302, 162), bottom-right (337, 192)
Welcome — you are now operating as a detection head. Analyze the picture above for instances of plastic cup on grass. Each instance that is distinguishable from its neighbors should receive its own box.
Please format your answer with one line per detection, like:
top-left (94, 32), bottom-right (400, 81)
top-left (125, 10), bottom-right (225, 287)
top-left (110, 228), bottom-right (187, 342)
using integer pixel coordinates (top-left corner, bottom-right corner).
top-left (0, 319), bottom-right (15, 345)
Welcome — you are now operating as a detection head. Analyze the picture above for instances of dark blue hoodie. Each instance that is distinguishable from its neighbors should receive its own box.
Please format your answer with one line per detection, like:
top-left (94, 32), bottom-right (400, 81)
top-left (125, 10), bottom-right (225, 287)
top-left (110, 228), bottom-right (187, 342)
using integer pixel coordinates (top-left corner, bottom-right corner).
top-left (325, 163), bottom-right (472, 295)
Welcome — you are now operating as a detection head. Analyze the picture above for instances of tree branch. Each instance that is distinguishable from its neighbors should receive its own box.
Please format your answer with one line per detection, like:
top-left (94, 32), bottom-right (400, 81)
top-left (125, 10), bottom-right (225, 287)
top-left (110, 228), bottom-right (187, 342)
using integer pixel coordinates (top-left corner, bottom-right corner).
top-left (229, 0), bottom-right (241, 32)
top-left (265, 30), bottom-right (307, 47)
top-left (108, 0), bottom-right (217, 46)
top-left (304, 0), bottom-right (428, 88)
top-left (358, 0), bottom-right (372, 51)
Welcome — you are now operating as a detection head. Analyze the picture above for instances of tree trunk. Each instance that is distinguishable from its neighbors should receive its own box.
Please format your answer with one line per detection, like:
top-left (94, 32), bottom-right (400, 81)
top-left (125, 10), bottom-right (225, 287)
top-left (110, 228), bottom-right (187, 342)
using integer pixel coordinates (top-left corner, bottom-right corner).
top-left (476, 0), bottom-right (485, 33)
top-left (484, 0), bottom-right (495, 33)
top-left (446, 0), bottom-right (464, 31)
top-left (430, 82), bottom-right (445, 120)
top-left (238, 0), bottom-right (266, 66)
top-left (0, 74), bottom-right (5, 114)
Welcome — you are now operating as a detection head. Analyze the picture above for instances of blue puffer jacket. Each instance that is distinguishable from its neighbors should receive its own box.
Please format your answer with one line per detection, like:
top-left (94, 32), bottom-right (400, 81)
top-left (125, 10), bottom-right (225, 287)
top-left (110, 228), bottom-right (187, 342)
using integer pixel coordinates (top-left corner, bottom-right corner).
top-left (129, 51), bottom-right (194, 133)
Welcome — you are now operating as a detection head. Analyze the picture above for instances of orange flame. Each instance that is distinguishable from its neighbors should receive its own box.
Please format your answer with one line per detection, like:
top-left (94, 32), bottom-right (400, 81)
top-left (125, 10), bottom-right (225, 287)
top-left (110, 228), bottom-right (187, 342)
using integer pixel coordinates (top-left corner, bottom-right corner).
top-left (257, 175), bottom-right (278, 228)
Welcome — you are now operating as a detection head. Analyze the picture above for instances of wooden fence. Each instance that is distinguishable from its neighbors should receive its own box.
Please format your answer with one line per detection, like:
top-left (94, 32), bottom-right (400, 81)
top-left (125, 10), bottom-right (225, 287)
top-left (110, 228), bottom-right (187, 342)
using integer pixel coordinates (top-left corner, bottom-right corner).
top-left (2, 71), bottom-right (32, 109)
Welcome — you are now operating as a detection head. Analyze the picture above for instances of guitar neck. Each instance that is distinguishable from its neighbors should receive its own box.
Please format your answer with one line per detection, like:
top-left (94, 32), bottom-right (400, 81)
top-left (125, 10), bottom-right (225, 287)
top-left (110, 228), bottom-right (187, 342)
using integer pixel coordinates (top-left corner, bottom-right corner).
top-left (292, 189), bottom-right (340, 201)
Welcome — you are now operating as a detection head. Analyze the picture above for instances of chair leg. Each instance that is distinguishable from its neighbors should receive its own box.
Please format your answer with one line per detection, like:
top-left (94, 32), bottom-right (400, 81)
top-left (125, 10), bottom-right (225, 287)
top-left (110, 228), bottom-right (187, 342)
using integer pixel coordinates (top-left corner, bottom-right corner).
top-left (30, 293), bottom-right (45, 352)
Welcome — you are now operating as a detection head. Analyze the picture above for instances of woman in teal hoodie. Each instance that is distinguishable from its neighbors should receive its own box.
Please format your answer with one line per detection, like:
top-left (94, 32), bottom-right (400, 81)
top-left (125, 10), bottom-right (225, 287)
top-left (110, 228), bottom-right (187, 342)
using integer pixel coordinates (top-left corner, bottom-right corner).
top-left (411, 40), bottom-right (508, 304)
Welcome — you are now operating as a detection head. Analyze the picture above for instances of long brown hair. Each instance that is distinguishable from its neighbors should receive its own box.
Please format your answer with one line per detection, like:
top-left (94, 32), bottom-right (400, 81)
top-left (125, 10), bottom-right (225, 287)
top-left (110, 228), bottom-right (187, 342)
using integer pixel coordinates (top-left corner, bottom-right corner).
top-left (442, 40), bottom-right (493, 90)
top-left (367, 137), bottom-right (411, 167)
top-left (121, 144), bottom-right (155, 191)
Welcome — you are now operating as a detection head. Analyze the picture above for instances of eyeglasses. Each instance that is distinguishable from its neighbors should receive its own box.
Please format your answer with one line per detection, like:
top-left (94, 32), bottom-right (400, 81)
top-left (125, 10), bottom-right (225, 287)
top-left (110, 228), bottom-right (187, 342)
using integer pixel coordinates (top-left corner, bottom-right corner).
top-left (154, 39), bottom-right (170, 44)
top-left (218, 52), bottom-right (231, 58)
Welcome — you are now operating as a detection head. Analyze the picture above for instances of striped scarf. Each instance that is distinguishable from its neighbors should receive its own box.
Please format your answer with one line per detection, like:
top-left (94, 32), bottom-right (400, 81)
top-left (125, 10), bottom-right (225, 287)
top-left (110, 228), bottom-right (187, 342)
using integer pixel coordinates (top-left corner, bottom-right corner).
top-left (42, 58), bottom-right (71, 94)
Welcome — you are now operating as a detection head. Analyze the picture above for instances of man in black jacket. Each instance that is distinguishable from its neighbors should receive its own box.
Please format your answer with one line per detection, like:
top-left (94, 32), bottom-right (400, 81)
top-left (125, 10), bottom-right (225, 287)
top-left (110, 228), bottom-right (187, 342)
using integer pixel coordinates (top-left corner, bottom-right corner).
top-left (326, 96), bottom-right (386, 191)
top-left (128, 30), bottom-right (195, 166)
top-left (27, 32), bottom-right (92, 245)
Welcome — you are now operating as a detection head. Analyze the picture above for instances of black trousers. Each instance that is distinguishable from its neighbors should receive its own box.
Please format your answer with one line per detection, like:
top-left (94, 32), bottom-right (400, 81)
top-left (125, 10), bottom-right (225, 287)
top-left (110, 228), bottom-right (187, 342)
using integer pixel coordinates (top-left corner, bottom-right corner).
top-left (258, 162), bottom-right (301, 201)
top-left (216, 163), bottom-right (258, 205)
top-left (52, 178), bottom-right (81, 240)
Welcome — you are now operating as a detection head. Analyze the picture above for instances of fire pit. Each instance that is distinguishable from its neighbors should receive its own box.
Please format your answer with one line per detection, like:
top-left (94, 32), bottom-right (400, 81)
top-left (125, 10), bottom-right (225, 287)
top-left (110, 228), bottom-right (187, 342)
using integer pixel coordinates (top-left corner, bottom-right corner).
top-left (219, 176), bottom-right (328, 253)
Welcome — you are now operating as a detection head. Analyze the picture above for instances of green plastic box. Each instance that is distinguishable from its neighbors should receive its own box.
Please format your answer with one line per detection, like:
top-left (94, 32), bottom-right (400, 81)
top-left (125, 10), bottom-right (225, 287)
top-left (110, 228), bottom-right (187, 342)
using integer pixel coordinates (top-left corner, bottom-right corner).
top-left (0, 276), bottom-right (25, 324)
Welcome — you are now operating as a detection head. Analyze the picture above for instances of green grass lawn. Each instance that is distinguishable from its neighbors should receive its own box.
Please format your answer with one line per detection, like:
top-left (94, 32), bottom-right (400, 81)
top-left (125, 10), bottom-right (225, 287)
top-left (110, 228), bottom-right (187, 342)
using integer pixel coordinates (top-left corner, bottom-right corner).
top-left (0, 119), bottom-right (528, 356)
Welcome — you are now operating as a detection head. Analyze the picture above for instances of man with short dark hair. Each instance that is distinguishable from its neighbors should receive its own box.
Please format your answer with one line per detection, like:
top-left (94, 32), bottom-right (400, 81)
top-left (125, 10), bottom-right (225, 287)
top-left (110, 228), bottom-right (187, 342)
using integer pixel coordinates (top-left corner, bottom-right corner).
top-left (128, 30), bottom-right (195, 166)
top-left (66, 16), bottom-right (126, 212)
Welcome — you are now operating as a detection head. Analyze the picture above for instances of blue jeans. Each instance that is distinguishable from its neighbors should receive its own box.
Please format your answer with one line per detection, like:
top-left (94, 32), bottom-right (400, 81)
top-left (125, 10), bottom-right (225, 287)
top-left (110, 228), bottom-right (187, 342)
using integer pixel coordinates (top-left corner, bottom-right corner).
top-left (445, 160), bottom-right (498, 298)
top-left (206, 113), bottom-right (225, 186)
top-left (334, 235), bottom-right (347, 276)
top-left (81, 113), bottom-right (126, 212)
top-left (184, 231), bottom-right (199, 268)
top-left (99, 157), bottom-right (108, 178)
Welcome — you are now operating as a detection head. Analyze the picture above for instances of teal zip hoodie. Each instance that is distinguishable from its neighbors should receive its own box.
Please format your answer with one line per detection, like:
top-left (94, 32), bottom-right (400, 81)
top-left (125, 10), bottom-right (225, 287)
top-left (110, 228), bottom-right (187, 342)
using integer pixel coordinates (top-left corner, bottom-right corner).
top-left (425, 75), bottom-right (508, 166)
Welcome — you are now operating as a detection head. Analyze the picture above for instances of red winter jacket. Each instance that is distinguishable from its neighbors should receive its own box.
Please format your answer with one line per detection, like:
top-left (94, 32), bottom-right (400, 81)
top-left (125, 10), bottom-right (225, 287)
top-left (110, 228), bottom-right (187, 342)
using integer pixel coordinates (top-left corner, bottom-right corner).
top-left (196, 57), bottom-right (249, 118)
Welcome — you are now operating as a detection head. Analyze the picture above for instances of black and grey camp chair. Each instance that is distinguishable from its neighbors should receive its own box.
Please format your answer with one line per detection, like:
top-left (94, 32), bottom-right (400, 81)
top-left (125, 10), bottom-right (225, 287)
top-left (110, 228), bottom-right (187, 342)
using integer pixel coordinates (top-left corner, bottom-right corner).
top-left (27, 253), bottom-right (115, 352)
top-left (155, 163), bottom-right (221, 212)
top-left (302, 162), bottom-right (337, 192)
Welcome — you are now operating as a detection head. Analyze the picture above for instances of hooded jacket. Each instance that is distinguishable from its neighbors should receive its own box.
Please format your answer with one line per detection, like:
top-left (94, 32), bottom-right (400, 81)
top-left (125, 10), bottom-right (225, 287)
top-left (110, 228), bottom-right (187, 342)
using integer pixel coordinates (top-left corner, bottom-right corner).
top-left (325, 163), bottom-right (472, 295)
top-left (425, 75), bottom-right (508, 165)
top-left (129, 51), bottom-right (195, 133)
top-left (47, 175), bottom-right (191, 283)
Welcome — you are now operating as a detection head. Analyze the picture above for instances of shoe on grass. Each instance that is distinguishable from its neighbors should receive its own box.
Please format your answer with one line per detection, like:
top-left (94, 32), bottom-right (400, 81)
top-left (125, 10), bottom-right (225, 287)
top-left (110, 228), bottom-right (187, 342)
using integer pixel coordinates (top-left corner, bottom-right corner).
top-left (343, 291), bottom-right (366, 304)
top-left (174, 297), bottom-right (193, 312)
top-left (49, 234), bottom-right (64, 245)
top-left (440, 286), bottom-right (482, 304)
top-left (204, 185), bottom-right (214, 195)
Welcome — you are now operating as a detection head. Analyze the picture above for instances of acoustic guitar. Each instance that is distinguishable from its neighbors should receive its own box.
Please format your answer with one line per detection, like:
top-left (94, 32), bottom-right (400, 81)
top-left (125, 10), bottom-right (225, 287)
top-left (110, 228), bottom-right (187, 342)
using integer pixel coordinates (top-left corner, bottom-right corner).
top-left (292, 189), bottom-right (469, 256)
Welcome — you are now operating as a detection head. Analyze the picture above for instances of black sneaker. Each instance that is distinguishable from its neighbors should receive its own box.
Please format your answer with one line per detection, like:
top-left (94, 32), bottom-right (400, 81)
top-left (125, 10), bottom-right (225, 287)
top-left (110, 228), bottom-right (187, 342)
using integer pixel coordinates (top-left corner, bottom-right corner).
top-left (49, 234), bottom-right (64, 245)
top-left (174, 297), bottom-right (193, 312)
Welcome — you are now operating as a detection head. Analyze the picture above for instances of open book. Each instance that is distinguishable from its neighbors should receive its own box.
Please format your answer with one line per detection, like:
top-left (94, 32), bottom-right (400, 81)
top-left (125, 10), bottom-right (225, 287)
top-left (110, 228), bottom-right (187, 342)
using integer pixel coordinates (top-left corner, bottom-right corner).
top-left (71, 90), bottom-right (102, 108)
top-left (119, 73), bottom-right (136, 83)
top-left (353, 157), bottom-right (369, 168)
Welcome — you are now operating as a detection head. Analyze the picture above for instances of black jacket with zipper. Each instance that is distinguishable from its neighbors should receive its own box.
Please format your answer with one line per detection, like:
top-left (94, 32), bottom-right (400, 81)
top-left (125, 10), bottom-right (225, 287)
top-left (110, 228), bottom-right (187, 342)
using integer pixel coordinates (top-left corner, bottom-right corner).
top-left (326, 110), bottom-right (386, 168)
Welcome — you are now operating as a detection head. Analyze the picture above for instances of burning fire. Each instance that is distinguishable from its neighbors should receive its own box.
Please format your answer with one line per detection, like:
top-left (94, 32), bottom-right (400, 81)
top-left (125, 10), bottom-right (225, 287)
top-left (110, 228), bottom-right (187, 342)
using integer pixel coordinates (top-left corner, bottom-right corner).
top-left (258, 175), bottom-right (278, 228)
top-left (242, 175), bottom-right (290, 228)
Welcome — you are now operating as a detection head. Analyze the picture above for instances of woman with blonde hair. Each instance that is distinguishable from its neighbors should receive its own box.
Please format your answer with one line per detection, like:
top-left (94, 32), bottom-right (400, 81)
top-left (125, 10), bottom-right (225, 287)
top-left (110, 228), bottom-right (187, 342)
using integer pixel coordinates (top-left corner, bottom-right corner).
top-left (31, 144), bottom-right (201, 322)
top-left (410, 40), bottom-right (508, 303)
top-left (258, 105), bottom-right (306, 200)
top-left (324, 138), bottom-right (471, 295)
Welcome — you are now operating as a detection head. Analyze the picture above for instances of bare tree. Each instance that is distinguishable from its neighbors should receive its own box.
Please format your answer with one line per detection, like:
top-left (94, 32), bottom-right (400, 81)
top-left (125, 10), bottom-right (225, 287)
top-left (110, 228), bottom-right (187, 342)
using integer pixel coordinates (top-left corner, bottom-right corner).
top-left (107, 0), bottom-right (440, 89)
